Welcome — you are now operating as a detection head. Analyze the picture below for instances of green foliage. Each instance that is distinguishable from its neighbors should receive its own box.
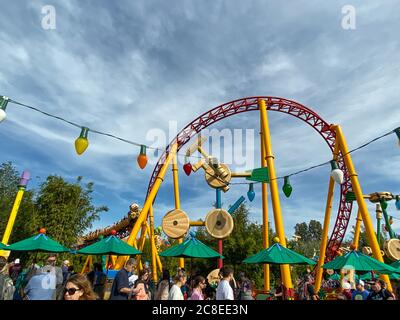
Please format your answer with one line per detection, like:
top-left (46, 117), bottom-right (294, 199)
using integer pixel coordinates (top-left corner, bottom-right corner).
top-left (0, 162), bottom-right (108, 270)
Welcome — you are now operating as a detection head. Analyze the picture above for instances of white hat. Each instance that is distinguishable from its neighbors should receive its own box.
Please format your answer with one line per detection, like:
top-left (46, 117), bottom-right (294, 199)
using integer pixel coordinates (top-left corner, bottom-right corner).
top-left (14, 258), bottom-right (20, 264)
top-left (342, 282), bottom-right (351, 290)
top-left (63, 260), bottom-right (70, 265)
top-left (357, 279), bottom-right (365, 286)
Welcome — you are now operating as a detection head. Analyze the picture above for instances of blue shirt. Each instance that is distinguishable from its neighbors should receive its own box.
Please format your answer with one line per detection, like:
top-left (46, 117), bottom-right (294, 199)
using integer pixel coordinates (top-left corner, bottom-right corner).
top-left (352, 289), bottom-right (370, 300)
top-left (24, 273), bottom-right (56, 300)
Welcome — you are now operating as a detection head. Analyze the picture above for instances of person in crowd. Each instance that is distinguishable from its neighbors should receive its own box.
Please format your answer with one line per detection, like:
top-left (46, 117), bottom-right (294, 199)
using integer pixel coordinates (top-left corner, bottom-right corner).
top-left (298, 275), bottom-right (318, 300)
top-left (378, 279), bottom-right (396, 299)
top-left (168, 271), bottom-right (187, 300)
top-left (0, 256), bottom-right (15, 300)
top-left (337, 281), bottom-right (352, 300)
top-left (41, 254), bottom-right (64, 299)
top-left (216, 265), bottom-right (234, 300)
top-left (87, 263), bottom-right (107, 300)
top-left (274, 278), bottom-right (284, 301)
top-left (190, 275), bottom-right (206, 300)
top-left (61, 260), bottom-right (70, 284)
top-left (238, 272), bottom-right (254, 300)
top-left (155, 269), bottom-right (170, 300)
top-left (109, 258), bottom-right (136, 300)
top-left (132, 269), bottom-right (150, 300)
top-left (367, 280), bottom-right (395, 300)
top-left (63, 274), bottom-right (97, 300)
top-left (9, 258), bottom-right (22, 285)
top-left (23, 267), bottom-right (56, 300)
top-left (204, 279), bottom-right (216, 300)
top-left (352, 279), bottom-right (369, 300)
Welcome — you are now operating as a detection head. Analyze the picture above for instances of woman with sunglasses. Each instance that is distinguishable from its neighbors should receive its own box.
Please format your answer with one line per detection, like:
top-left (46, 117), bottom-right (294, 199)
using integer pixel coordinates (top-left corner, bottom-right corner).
top-left (189, 276), bottom-right (206, 300)
top-left (63, 274), bottom-right (97, 300)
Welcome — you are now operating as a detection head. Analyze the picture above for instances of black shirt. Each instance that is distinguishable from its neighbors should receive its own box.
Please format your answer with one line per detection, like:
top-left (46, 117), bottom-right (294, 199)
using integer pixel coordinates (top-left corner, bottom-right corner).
top-left (367, 289), bottom-right (393, 300)
top-left (109, 268), bottom-right (130, 300)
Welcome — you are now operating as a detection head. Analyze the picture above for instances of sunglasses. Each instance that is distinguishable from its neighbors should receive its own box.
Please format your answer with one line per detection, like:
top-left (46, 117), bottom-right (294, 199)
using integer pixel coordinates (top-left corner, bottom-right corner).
top-left (64, 287), bottom-right (80, 295)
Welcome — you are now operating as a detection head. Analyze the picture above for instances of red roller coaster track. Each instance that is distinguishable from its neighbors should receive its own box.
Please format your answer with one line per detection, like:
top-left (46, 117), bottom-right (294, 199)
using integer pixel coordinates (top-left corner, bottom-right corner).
top-left (145, 97), bottom-right (353, 261)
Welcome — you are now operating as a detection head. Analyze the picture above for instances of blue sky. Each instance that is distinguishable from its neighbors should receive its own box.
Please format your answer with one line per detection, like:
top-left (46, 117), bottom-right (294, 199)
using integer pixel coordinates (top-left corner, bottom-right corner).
top-left (1, 1), bottom-right (400, 243)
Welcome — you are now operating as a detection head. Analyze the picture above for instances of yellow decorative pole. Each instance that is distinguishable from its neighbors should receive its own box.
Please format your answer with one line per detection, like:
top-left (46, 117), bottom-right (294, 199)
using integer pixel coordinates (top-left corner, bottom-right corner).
top-left (172, 153), bottom-right (185, 269)
top-left (149, 205), bottom-right (159, 282)
top-left (314, 142), bottom-right (339, 292)
top-left (331, 124), bottom-right (392, 291)
top-left (258, 99), bottom-right (293, 292)
top-left (260, 122), bottom-right (270, 291)
top-left (80, 255), bottom-right (91, 274)
top-left (135, 223), bottom-right (148, 271)
top-left (352, 210), bottom-right (362, 250)
top-left (114, 143), bottom-right (178, 269)
top-left (0, 171), bottom-right (30, 258)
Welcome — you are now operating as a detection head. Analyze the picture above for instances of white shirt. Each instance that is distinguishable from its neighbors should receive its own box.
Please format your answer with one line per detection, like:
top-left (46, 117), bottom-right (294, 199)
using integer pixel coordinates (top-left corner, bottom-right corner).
top-left (216, 279), bottom-right (234, 300)
top-left (168, 284), bottom-right (184, 300)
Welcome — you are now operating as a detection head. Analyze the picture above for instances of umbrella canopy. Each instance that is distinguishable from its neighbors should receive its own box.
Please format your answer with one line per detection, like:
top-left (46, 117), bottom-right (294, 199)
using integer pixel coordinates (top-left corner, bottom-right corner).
top-left (6, 232), bottom-right (70, 253)
top-left (390, 260), bottom-right (400, 270)
top-left (0, 242), bottom-right (9, 250)
top-left (328, 273), bottom-right (341, 281)
top-left (77, 235), bottom-right (142, 256)
top-left (360, 271), bottom-right (400, 281)
top-left (322, 250), bottom-right (398, 274)
top-left (159, 237), bottom-right (223, 259)
top-left (243, 243), bottom-right (316, 265)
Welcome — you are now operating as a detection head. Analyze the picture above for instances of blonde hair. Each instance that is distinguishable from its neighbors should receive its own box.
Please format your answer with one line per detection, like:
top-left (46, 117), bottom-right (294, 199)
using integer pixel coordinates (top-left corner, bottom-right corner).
top-left (65, 274), bottom-right (98, 300)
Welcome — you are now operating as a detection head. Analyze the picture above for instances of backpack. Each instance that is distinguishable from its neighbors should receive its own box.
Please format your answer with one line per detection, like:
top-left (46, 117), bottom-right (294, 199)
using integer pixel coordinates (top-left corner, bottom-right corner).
top-left (0, 273), bottom-right (15, 300)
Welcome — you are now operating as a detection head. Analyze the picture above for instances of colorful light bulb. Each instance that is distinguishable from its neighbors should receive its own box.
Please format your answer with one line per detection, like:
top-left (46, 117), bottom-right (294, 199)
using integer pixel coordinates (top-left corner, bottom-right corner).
top-left (247, 183), bottom-right (255, 202)
top-left (183, 163), bottom-right (192, 176)
top-left (395, 196), bottom-right (400, 210)
top-left (394, 128), bottom-right (400, 147)
top-left (137, 145), bottom-right (148, 169)
top-left (75, 127), bottom-right (89, 155)
top-left (282, 176), bottom-right (293, 198)
top-left (330, 160), bottom-right (344, 184)
top-left (0, 96), bottom-right (9, 123)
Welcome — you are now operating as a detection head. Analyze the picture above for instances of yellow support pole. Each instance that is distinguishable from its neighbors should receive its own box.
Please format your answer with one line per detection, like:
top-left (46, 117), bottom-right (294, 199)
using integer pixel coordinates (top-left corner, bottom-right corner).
top-left (260, 121), bottom-right (270, 291)
top-left (352, 210), bottom-right (362, 250)
top-left (156, 251), bottom-right (163, 274)
top-left (135, 223), bottom-right (148, 272)
top-left (0, 171), bottom-right (30, 258)
top-left (149, 205), bottom-right (159, 283)
top-left (80, 255), bottom-right (91, 274)
top-left (332, 124), bottom-right (392, 292)
top-left (189, 221), bottom-right (205, 227)
top-left (314, 141), bottom-right (339, 292)
top-left (258, 99), bottom-right (293, 291)
top-left (172, 152), bottom-right (185, 269)
top-left (114, 143), bottom-right (178, 269)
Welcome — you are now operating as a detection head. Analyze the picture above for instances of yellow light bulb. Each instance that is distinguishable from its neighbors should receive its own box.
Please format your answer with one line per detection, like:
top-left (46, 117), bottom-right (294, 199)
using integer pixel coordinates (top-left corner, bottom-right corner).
top-left (75, 127), bottom-right (89, 155)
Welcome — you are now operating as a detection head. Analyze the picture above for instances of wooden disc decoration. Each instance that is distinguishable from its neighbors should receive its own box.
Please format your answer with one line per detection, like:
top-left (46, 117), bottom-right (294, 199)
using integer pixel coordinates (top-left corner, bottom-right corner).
top-left (383, 239), bottom-right (400, 261)
top-left (205, 208), bottom-right (234, 239)
top-left (162, 209), bottom-right (190, 239)
top-left (204, 164), bottom-right (231, 191)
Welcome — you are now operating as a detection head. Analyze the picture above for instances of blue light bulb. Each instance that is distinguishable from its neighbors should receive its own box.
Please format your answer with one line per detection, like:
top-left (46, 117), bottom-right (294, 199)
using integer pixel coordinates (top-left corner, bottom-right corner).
top-left (247, 183), bottom-right (255, 202)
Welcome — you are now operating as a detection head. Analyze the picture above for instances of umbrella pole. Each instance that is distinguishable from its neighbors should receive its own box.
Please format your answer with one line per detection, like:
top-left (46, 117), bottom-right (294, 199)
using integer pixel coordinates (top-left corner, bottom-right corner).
top-left (216, 188), bottom-right (223, 269)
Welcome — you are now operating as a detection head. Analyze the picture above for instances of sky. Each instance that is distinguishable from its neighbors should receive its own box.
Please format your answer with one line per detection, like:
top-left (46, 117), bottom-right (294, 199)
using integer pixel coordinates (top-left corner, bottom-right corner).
top-left (1, 0), bottom-right (400, 245)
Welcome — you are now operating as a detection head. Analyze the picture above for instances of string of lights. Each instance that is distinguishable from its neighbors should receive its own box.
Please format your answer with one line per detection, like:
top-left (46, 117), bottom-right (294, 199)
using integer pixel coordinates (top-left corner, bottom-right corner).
top-left (1, 95), bottom-right (399, 181)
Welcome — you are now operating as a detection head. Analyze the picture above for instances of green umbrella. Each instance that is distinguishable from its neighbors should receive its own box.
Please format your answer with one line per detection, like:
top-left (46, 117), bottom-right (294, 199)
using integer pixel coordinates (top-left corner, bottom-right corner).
top-left (77, 234), bottom-right (142, 256)
top-left (322, 250), bottom-right (397, 274)
top-left (328, 273), bottom-right (341, 280)
top-left (360, 272), bottom-right (374, 281)
top-left (0, 242), bottom-right (9, 250)
top-left (6, 232), bottom-right (70, 253)
top-left (390, 260), bottom-right (400, 270)
top-left (159, 236), bottom-right (223, 259)
top-left (243, 243), bottom-right (316, 265)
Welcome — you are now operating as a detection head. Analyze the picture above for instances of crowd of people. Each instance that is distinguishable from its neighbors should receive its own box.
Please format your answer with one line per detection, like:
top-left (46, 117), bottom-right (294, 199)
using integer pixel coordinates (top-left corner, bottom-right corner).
top-left (0, 254), bottom-right (398, 300)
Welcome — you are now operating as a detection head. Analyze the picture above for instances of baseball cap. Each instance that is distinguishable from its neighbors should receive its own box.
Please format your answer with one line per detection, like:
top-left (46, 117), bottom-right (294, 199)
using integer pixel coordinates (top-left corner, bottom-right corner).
top-left (356, 279), bottom-right (365, 286)
top-left (14, 258), bottom-right (20, 264)
top-left (342, 282), bottom-right (351, 290)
